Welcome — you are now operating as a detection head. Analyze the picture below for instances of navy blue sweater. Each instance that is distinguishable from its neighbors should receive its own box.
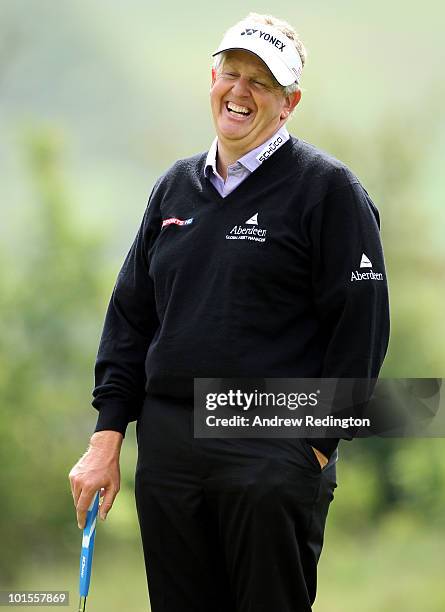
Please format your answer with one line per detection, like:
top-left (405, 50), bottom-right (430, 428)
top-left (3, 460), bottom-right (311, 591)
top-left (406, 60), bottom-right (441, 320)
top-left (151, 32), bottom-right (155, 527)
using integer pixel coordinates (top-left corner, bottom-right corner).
top-left (92, 136), bottom-right (390, 459)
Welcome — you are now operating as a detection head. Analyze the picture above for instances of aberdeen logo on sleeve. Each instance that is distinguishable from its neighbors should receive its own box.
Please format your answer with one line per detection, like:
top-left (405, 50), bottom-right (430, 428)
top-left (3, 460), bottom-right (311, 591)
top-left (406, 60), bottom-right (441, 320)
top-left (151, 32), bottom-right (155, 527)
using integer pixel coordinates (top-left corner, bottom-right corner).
top-left (351, 253), bottom-right (384, 281)
top-left (360, 253), bottom-right (372, 268)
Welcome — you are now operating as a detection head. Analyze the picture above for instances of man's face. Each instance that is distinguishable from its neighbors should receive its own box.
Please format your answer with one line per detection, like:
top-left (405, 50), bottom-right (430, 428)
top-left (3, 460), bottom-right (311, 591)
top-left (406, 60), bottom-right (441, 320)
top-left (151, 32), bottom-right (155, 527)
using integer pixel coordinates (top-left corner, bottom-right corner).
top-left (210, 49), bottom-right (300, 152)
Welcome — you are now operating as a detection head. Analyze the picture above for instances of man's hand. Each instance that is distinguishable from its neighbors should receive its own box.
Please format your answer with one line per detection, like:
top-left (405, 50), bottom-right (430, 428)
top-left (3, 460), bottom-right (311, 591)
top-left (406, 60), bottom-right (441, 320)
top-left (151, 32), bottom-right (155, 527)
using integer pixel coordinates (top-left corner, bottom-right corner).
top-left (311, 446), bottom-right (329, 469)
top-left (68, 430), bottom-right (123, 529)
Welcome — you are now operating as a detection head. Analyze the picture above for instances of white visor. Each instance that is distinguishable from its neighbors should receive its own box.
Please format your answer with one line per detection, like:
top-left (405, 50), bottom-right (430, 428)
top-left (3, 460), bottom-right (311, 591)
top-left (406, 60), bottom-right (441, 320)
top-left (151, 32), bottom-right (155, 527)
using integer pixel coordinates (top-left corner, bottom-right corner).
top-left (212, 22), bottom-right (303, 86)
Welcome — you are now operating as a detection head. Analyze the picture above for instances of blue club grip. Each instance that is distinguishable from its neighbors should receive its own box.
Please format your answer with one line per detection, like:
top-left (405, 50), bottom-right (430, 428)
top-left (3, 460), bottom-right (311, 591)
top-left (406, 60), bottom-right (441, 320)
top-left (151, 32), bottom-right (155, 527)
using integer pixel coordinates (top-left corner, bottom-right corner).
top-left (79, 491), bottom-right (100, 597)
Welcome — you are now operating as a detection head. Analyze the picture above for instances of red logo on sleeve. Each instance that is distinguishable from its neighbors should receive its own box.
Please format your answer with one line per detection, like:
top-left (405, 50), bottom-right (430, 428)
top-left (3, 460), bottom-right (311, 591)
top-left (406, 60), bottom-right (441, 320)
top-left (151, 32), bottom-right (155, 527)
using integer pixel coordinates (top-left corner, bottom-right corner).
top-left (162, 217), bottom-right (194, 228)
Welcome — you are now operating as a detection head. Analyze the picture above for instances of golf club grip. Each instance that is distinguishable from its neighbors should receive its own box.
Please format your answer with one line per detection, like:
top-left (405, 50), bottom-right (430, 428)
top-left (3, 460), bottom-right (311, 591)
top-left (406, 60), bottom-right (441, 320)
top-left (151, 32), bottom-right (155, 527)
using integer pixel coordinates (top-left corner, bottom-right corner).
top-left (79, 491), bottom-right (100, 598)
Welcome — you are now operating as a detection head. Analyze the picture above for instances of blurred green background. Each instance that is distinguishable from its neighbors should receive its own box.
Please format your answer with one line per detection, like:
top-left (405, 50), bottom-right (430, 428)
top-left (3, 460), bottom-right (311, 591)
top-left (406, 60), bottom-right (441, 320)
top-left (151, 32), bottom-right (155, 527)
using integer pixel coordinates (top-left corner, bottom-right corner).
top-left (1, 0), bottom-right (444, 610)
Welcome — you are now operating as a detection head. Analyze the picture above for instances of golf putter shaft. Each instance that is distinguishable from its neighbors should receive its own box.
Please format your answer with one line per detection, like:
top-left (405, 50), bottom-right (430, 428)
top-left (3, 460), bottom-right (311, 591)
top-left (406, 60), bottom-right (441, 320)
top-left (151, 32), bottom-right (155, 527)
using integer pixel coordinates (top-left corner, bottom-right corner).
top-left (78, 491), bottom-right (100, 611)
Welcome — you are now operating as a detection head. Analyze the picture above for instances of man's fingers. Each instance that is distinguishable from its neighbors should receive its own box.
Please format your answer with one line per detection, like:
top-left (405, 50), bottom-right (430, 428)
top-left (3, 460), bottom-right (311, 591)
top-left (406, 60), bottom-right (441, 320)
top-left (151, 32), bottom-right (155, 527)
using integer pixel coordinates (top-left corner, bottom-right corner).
top-left (68, 454), bottom-right (89, 507)
top-left (68, 471), bottom-right (82, 508)
top-left (311, 446), bottom-right (329, 469)
top-left (68, 446), bottom-right (121, 527)
top-left (76, 488), bottom-right (98, 530)
top-left (99, 485), bottom-right (119, 521)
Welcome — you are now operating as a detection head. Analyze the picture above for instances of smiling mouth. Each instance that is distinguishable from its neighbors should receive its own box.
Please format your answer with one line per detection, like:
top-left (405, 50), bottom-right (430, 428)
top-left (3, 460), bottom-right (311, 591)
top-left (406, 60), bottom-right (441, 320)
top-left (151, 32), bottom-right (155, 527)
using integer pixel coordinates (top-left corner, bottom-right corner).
top-left (225, 101), bottom-right (252, 117)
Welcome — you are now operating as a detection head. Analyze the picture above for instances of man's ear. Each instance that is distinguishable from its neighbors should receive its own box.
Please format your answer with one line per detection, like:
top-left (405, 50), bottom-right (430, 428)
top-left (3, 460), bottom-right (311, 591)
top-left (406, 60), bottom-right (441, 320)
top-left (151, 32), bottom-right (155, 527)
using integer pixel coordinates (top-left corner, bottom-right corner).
top-left (211, 67), bottom-right (217, 86)
top-left (280, 89), bottom-right (302, 119)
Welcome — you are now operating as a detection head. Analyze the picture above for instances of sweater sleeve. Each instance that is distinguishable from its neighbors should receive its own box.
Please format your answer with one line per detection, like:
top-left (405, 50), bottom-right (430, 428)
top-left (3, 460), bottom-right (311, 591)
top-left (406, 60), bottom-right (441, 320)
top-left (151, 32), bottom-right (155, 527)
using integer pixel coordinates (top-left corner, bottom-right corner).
top-left (307, 179), bottom-right (390, 459)
top-left (91, 184), bottom-right (162, 436)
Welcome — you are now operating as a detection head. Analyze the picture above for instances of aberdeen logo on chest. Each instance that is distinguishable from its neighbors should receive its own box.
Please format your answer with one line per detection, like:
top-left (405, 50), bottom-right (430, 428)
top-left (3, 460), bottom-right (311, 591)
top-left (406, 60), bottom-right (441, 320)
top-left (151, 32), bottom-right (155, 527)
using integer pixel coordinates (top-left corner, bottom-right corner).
top-left (225, 213), bottom-right (268, 243)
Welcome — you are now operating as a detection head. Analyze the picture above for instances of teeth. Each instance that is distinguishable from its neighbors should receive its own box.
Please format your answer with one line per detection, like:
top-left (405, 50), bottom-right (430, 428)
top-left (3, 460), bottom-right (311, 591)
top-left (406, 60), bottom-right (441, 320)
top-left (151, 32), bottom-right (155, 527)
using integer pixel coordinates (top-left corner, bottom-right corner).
top-left (227, 102), bottom-right (251, 115)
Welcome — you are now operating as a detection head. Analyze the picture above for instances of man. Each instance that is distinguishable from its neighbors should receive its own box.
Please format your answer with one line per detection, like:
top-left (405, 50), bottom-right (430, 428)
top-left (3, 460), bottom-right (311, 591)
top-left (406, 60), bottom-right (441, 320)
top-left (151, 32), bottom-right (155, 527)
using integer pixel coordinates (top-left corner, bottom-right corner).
top-left (69, 12), bottom-right (390, 612)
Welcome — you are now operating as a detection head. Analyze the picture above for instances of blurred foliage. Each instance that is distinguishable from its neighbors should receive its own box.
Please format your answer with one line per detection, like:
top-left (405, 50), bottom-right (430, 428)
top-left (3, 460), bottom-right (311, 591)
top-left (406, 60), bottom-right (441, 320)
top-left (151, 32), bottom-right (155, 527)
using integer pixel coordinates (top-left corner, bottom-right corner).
top-left (0, 128), bottom-right (113, 582)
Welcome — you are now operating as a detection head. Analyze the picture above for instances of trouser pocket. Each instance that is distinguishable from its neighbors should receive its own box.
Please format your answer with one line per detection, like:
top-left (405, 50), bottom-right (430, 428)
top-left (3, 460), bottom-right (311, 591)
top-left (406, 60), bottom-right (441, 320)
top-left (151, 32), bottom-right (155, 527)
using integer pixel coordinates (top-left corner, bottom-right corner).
top-left (299, 438), bottom-right (325, 473)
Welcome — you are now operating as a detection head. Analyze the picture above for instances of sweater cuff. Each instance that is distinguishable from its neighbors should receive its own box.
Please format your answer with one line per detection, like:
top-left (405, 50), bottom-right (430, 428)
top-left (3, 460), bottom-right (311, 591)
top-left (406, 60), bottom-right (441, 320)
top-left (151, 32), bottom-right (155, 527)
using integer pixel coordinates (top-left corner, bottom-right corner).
top-left (94, 403), bottom-right (130, 437)
top-left (305, 437), bottom-right (340, 461)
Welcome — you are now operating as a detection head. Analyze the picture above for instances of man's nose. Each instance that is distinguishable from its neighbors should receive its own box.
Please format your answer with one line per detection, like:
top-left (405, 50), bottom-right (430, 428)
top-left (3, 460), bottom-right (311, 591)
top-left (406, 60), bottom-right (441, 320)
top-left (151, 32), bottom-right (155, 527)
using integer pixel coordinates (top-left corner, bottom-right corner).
top-left (231, 76), bottom-right (251, 97)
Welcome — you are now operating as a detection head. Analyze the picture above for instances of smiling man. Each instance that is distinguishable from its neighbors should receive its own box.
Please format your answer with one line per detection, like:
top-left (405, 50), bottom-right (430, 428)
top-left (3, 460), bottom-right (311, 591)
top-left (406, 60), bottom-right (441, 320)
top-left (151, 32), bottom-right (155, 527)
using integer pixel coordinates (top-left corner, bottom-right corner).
top-left (69, 12), bottom-right (390, 612)
top-left (209, 22), bottom-right (302, 188)
top-left (210, 49), bottom-right (300, 168)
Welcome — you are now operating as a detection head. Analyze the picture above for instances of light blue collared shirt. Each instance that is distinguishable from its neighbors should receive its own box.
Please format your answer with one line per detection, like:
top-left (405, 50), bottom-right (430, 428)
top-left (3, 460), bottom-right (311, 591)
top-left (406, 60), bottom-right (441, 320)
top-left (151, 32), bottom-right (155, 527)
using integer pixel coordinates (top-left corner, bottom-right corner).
top-left (204, 126), bottom-right (290, 198)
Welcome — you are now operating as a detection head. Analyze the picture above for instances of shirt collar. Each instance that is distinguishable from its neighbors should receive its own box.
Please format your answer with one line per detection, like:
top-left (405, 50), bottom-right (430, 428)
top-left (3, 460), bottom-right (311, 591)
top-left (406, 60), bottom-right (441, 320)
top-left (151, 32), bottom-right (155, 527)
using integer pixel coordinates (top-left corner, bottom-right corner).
top-left (204, 125), bottom-right (290, 178)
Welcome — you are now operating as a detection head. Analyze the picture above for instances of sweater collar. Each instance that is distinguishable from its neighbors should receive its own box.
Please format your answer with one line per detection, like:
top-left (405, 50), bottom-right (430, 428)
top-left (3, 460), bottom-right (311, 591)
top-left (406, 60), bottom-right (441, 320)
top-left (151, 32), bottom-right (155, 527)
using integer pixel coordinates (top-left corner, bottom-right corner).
top-left (205, 126), bottom-right (290, 178)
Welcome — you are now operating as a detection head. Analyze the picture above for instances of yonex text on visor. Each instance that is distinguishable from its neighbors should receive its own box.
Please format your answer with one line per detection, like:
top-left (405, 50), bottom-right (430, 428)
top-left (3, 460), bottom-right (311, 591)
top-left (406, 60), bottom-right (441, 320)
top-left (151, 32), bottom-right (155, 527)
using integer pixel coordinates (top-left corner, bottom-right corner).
top-left (213, 22), bottom-right (303, 86)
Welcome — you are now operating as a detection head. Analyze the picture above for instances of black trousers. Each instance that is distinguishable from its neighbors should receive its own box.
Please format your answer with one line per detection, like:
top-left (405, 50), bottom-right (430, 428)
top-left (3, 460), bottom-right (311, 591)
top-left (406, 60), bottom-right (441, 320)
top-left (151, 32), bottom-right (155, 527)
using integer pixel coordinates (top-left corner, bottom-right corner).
top-left (135, 394), bottom-right (338, 612)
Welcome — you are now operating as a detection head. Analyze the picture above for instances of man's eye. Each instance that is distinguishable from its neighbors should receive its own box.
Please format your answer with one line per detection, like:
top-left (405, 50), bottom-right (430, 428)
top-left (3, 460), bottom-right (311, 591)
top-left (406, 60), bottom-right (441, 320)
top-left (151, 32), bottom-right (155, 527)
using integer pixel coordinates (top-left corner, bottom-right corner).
top-left (223, 72), bottom-right (238, 78)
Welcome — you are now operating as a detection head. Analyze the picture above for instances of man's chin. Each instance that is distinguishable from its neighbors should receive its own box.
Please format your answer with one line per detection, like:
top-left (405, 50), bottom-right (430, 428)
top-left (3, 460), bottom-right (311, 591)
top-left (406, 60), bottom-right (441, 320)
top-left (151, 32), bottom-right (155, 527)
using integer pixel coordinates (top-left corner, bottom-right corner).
top-left (217, 124), bottom-right (255, 144)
